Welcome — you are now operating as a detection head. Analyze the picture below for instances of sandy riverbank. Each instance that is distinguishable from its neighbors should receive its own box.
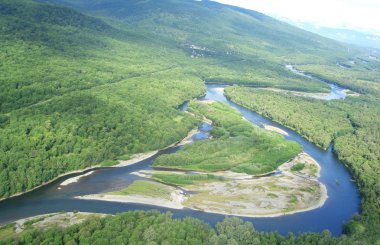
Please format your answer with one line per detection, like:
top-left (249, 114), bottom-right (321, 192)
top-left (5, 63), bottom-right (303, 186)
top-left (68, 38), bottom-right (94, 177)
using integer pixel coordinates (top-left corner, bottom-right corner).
top-left (76, 189), bottom-right (187, 210)
top-left (59, 171), bottom-right (95, 187)
top-left (78, 152), bottom-right (328, 218)
top-left (263, 124), bottom-right (289, 136)
top-left (184, 152), bottom-right (327, 217)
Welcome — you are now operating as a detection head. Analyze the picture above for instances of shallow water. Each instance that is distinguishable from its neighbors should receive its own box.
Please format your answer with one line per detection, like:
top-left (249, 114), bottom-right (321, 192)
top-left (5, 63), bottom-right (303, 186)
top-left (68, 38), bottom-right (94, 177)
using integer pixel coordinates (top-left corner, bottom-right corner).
top-left (0, 85), bottom-right (360, 236)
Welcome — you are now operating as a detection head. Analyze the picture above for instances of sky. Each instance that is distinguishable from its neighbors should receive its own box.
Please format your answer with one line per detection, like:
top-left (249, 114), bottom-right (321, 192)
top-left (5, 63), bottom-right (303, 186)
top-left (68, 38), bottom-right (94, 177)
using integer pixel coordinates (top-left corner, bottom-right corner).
top-left (213, 0), bottom-right (380, 35)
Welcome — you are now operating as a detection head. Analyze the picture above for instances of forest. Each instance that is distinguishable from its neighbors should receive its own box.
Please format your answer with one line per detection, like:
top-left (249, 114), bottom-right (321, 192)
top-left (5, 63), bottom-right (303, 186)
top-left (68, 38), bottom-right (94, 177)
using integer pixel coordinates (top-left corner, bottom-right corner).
top-left (0, 210), bottom-right (350, 245)
top-left (0, 0), bottom-right (379, 243)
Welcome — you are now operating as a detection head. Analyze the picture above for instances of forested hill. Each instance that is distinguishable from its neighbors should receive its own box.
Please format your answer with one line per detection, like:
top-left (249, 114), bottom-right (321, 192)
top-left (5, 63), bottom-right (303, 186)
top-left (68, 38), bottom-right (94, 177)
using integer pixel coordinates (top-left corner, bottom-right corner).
top-left (40, 0), bottom-right (355, 63)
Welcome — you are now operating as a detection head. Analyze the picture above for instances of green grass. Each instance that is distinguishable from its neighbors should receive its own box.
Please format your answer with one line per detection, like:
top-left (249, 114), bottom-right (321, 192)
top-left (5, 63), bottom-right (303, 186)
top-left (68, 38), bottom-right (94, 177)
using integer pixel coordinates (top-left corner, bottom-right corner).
top-left (110, 180), bottom-right (173, 199)
top-left (152, 173), bottom-right (223, 186)
top-left (267, 193), bottom-right (279, 198)
top-left (100, 160), bottom-right (119, 167)
top-left (291, 163), bottom-right (305, 172)
top-left (0, 224), bottom-right (15, 241)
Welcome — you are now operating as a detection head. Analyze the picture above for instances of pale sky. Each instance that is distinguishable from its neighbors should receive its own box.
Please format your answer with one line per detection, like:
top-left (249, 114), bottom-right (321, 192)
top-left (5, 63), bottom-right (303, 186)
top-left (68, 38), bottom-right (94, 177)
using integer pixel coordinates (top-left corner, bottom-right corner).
top-left (213, 0), bottom-right (380, 35)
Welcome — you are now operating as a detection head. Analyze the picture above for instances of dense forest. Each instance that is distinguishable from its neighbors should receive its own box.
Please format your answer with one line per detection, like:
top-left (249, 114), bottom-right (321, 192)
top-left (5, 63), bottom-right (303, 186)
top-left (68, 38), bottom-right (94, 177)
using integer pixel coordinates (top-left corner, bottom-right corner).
top-left (0, 210), bottom-right (353, 244)
top-left (1, 0), bottom-right (380, 244)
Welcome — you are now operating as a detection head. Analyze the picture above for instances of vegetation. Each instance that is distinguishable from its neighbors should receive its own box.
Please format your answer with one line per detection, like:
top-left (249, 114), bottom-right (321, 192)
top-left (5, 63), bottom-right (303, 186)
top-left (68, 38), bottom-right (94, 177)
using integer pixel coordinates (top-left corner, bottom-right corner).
top-left (1, 0), bottom-right (379, 243)
top-left (225, 86), bottom-right (353, 149)
top-left (0, 0), bottom-right (356, 198)
top-left (110, 180), bottom-right (173, 199)
top-left (291, 163), bottom-right (305, 172)
top-left (0, 210), bottom-right (347, 245)
top-left (0, 224), bottom-right (15, 242)
top-left (225, 84), bottom-right (380, 243)
top-left (152, 173), bottom-right (223, 186)
top-left (297, 63), bottom-right (380, 96)
top-left (0, 0), bottom-right (206, 198)
top-left (154, 101), bottom-right (302, 175)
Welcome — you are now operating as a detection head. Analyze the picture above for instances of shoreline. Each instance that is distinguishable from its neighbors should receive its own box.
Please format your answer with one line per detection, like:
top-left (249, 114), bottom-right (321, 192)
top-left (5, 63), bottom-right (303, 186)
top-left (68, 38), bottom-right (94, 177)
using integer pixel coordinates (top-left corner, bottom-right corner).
top-left (0, 125), bottom-right (200, 202)
top-left (0, 165), bottom-right (102, 203)
top-left (74, 184), bottom-right (328, 218)
top-left (263, 124), bottom-right (289, 136)
top-left (76, 191), bottom-right (186, 210)
top-left (76, 152), bottom-right (328, 218)
top-left (4, 181), bottom-right (327, 227)
top-left (59, 171), bottom-right (95, 188)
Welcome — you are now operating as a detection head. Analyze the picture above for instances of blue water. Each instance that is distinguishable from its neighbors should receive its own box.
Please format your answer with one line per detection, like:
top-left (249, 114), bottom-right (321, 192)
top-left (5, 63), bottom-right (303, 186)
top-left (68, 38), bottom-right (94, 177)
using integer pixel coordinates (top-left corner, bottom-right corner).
top-left (0, 85), bottom-right (360, 236)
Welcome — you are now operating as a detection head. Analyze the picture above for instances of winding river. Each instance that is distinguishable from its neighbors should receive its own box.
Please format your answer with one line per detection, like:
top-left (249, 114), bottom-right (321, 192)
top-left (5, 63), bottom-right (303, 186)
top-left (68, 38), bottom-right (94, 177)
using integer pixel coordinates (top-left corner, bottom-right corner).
top-left (285, 65), bottom-right (347, 100)
top-left (0, 85), bottom-right (360, 236)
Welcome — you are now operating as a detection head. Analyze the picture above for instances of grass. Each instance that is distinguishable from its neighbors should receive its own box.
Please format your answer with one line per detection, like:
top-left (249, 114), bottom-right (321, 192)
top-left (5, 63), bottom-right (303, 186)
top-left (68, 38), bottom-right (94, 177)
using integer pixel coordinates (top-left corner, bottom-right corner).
top-left (291, 163), bottom-right (305, 172)
top-left (267, 193), bottom-right (279, 198)
top-left (110, 180), bottom-right (173, 200)
top-left (288, 195), bottom-right (298, 204)
top-left (100, 160), bottom-right (119, 167)
top-left (152, 173), bottom-right (224, 186)
top-left (0, 224), bottom-right (15, 241)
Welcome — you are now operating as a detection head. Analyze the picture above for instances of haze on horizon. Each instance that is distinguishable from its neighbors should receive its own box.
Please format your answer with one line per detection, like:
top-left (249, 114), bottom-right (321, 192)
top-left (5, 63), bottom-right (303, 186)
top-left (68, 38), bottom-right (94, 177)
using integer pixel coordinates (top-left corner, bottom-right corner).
top-left (213, 0), bottom-right (380, 36)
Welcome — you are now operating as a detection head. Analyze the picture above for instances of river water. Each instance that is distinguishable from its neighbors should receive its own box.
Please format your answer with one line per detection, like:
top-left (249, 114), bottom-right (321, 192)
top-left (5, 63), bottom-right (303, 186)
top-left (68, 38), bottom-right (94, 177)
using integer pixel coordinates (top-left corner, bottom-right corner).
top-left (285, 65), bottom-right (347, 100)
top-left (0, 85), bottom-right (360, 236)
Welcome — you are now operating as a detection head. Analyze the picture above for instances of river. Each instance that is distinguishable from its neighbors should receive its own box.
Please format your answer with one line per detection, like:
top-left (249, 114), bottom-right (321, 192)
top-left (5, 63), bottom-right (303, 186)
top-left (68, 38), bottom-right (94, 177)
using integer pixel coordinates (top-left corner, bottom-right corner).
top-left (0, 85), bottom-right (360, 236)
top-left (285, 65), bottom-right (347, 100)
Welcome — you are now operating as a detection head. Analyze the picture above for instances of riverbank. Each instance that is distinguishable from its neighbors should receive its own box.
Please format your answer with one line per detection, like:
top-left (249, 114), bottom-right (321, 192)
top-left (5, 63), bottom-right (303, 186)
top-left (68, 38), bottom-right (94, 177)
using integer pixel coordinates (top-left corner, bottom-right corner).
top-left (76, 190), bottom-right (187, 210)
top-left (263, 124), bottom-right (289, 136)
top-left (0, 166), bottom-right (102, 202)
top-left (76, 152), bottom-right (328, 218)
top-left (11, 212), bottom-right (107, 234)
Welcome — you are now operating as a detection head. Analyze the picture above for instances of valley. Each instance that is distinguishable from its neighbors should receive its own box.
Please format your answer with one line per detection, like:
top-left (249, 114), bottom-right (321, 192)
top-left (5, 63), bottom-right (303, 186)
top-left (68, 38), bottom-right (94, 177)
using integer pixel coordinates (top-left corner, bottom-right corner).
top-left (0, 0), bottom-right (379, 244)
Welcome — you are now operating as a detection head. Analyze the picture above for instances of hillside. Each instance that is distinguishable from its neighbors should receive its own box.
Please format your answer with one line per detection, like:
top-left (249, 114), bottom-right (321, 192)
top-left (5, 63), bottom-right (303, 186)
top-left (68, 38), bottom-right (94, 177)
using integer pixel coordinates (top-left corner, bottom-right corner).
top-left (41, 0), bottom-right (360, 90)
